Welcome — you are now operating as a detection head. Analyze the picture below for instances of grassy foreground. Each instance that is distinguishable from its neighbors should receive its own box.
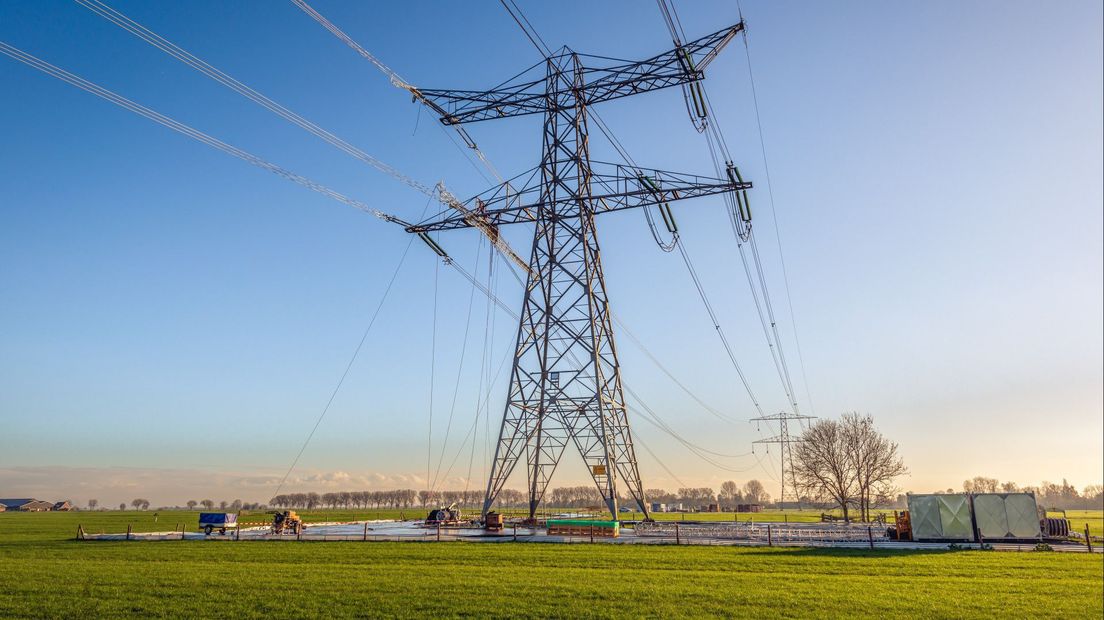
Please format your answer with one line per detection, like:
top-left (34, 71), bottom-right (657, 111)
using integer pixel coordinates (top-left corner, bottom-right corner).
top-left (1, 511), bottom-right (1102, 618)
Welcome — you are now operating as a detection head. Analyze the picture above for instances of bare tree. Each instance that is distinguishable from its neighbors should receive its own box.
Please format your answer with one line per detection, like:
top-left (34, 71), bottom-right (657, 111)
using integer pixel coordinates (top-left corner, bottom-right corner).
top-left (742, 480), bottom-right (769, 505)
top-left (843, 413), bottom-right (907, 521)
top-left (718, 481), bottom-right (740, 507)
top-left (418, 490), bottom-right (433, 508)
top-left (88, 499), bottom-right (98, 510)
top-left (131, 499), bottom-right (144, 511)
top-left (792, 418), bottom-right (859, 521)
top-left (962, 476), bottom-right (999, 494)
top-left (119, 503), bottom-right (127, 511)
top-left (186, 500), bottom-right (198, 510)
top-left (200, 499), bottom-right (215, 510)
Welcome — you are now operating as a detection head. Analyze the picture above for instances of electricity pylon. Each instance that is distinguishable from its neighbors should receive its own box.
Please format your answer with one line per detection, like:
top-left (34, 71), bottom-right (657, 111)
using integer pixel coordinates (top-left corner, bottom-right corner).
top-left (751, 411), bottom-right (815, 507)
top-left (406, 22), bottom-right (748, 521)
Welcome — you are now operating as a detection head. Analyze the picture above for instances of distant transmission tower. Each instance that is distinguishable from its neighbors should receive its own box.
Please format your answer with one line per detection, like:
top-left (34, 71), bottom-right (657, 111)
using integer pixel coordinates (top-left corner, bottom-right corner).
top-left (406, 23), bottom-right (748, 521)
top-left (752, 411), bottom-right (815, 508)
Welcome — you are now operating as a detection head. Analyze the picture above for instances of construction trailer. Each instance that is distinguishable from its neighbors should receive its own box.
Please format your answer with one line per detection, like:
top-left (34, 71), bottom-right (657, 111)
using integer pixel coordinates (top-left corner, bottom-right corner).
top-left (901, 492), bottom-right (1043, 542)
top-left (971, 493), bottom-right (1042, 540)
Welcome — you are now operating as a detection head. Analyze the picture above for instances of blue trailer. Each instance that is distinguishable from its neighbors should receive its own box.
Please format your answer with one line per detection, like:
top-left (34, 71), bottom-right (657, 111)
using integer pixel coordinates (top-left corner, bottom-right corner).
top-left (198, 512), bottom-right (237, 535)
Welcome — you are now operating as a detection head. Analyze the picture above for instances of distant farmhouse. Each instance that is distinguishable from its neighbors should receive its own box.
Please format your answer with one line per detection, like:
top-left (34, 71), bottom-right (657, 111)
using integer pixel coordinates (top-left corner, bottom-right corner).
top-left (0, 498), bottom-right (64, 512)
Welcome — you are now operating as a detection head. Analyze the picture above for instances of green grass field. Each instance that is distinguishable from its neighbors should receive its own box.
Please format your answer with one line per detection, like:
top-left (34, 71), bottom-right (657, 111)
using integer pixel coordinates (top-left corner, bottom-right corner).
top-left (0, 511), bottom-right (1101, 618)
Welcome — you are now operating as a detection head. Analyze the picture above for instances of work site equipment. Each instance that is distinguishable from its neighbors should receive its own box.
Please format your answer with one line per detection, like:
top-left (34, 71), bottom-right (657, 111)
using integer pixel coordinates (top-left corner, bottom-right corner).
top-left (406, 21), bottom-right (750, 522)
top-left (270, 510), bottom-right (304, 535)
top-left (547, 519), bottom-right (620, 538)
top-left (972, 493), bottom-right (1041, 540)
top-left (425, 502), bottom-right (461, 526)
top-left (198, 512), bottom-right (237, 535)
top-left (484, 511), bottom-right (505, 532)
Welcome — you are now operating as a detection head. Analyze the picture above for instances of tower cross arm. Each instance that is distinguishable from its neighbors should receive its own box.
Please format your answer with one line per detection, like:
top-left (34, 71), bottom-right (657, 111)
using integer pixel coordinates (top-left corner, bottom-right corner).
top-left (416, 21), bottom-right (744, 125)
top-left (404, 161), bottom-right (751, 233)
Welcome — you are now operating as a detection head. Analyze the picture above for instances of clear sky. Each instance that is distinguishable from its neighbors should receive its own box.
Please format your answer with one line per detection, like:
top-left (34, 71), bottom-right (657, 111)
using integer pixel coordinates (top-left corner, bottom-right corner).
top-left (1, 0), bottom-right (1101, 507)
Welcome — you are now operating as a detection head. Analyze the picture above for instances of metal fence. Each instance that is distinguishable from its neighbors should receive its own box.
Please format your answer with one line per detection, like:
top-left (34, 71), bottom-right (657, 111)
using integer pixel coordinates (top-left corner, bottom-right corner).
top-left (634, 521), bottom-right (889, 543)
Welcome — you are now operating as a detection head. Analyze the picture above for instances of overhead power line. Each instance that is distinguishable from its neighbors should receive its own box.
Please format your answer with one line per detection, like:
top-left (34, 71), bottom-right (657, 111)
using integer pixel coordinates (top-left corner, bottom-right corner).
top-left (75, 0), bottom-right (435, 197)
top-left (289, 0), bottom-right (502, 184)
top-left (0, 40), bottom-right (402, 226)
top-left (77, 0), bottom-right (530, 271)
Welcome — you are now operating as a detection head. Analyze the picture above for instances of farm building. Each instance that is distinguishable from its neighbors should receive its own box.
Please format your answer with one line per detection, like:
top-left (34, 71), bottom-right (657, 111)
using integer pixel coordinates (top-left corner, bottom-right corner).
top-left (53, 501), bottom-right (73, 511)
top-left (0, 498), bottom-right (57, 512)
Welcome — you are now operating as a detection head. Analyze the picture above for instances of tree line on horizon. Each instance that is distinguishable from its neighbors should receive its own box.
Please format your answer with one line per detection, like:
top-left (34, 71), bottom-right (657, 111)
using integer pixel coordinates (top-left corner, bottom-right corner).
top-left (68, 475), bottom-right (1104, 514)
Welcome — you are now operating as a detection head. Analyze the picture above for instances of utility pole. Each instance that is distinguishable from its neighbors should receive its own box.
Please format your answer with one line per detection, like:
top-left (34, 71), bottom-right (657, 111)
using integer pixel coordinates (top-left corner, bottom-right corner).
top-left (406, 22), bottom-right (748, 521)
top-left (751, 411), bottom-right (815, 508)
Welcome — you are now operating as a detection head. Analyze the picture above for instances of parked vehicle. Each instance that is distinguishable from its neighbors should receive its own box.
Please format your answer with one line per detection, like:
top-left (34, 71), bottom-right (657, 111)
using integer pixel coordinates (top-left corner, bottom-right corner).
top-left (198, 512), bottom-right (237, 535)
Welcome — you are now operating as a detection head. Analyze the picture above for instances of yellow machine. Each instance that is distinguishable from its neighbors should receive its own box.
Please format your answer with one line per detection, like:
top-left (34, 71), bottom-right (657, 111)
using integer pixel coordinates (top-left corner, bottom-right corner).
top-left (484, 511), bottom-right (505, 532)
top-left (893, 510), bottom-right (912, 541)
top-left (270, 510), bottom-right (304, 535)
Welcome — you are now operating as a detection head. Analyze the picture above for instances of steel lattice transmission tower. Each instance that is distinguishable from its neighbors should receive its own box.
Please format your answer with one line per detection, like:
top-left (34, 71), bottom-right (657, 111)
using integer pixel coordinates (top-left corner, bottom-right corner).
top-left (751, 411), bottom-right (815, 507)
top-left (406, 23), bottom-right (747, 521)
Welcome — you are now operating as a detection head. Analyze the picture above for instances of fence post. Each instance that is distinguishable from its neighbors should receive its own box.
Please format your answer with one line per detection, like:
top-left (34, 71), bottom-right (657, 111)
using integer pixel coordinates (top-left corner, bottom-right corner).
top-left (767, 524), bottom-right (772, 547)
top-left (868, 526), bottom-right (874, 550)
top-left (126, 524), bottom-right (132, 541)
top-left (1086, 524), bottom-right (1093, 552)
top-left (76, 524), bottom-right (84, 541)
top-left (297, 526), bottom-right (302, 542)
top-left (437, 523), bottom-right (441, 542)
top-left (363, 522), bottom-right (369, 542)
top-left (590, 525), bottom-right (594, 544)
top-left (675, 523), bottom-right (680, 545)
top-left (513, 524), bottom-right (517, 542)
top-left (235, 522), bottom-right (241, 541)
top-left (181, 524), bottom-right (186, 540)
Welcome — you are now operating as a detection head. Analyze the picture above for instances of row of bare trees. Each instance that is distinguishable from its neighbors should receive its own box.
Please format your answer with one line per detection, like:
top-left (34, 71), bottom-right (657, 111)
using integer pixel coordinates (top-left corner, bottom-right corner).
top-left (791, 412), bottom-right (907, 522)
top-left (643, 481), bottom-right (770, 507)
top-left (269, 490), bottom-right (421, 510)
top-left (261, 483), bottom-right (775, 512)
top-left (958, 477), bottom-right (1104, 509)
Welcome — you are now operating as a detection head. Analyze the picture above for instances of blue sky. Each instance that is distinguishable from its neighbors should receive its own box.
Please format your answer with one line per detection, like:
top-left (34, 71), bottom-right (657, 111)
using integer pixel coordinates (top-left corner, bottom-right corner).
top-left (1, 0), bottom-right (1101, 506)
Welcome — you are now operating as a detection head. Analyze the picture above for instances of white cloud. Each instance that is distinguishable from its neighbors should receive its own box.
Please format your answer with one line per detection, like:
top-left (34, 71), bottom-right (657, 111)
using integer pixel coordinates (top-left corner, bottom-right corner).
top-left (0, 466), bottom-right (436, 507)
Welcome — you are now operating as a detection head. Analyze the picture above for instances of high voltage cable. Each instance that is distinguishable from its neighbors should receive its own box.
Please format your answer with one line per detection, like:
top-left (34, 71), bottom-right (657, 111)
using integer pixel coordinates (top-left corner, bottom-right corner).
top-left (74, 0), bottom-right (437, 198)
top-left (429, 241), bottom-right (484, 492)
top-left (0, 41), bottom-right (402, 226)
top-left (443, 245), bottom-right (749, 473)
top-left (5, 13), bottom-right (750, 486)
top-left (271, 229), bottom-right (419, 500)
top-left (77, 0), bottom-right (530, 270)
top-left (289, 0), bottom-right (503, 184)
top-left (676, 241), bottom-right (764, 416)
top-left (613, 317), bottom-right (740, 424)
top-left (656, 0), bottom-right (808, 418)
top-left (493, 0), bottom-right (768, 417)
top-left (738, 16), bottom-right (818, 419)
top-left (493, 1), bottom-right (780, 479)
